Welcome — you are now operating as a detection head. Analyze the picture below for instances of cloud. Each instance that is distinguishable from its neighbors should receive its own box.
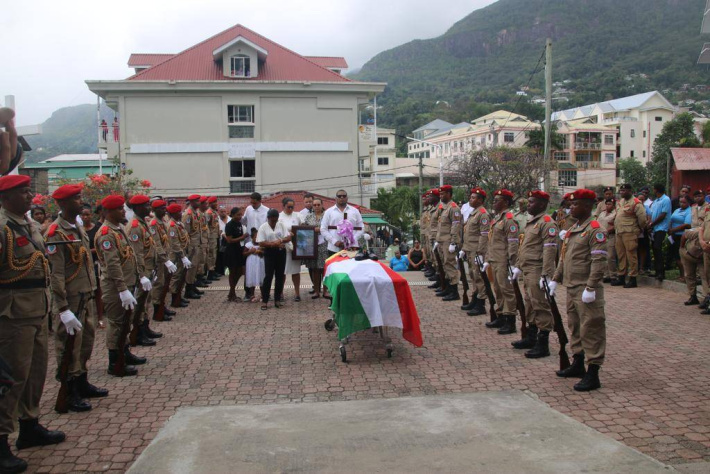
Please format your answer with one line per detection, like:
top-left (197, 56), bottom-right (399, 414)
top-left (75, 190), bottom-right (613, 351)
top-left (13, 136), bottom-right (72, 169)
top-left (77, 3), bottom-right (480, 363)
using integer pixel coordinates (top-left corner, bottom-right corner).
top-left (0, 0), bottom-right (495, 126)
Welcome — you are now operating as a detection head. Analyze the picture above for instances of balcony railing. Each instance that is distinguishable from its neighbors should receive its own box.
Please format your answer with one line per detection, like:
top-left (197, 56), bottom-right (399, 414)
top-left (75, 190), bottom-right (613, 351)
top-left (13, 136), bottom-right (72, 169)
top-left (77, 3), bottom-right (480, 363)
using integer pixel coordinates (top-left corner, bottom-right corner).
top-left (576, 161), bottom-right (601, 169)
top-left (575, 142), bottom-right (602, 150)
top-left (603, 116), bottom-right (638, 123)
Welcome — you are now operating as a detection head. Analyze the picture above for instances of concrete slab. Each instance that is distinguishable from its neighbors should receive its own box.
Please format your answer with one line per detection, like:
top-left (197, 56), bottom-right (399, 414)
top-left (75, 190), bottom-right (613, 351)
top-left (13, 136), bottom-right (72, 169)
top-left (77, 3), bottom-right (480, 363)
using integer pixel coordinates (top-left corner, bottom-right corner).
top-left (128, 391), bottom-right (674, 474)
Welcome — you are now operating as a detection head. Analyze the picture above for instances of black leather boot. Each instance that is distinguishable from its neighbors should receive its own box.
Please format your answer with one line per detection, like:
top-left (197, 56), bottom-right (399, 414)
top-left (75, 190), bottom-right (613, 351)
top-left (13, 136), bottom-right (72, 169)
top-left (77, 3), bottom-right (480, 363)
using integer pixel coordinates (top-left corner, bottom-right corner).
top-left (152, 304), bottom-right (172, 322)
top-left (0, 435), bottom-right (26, 473)
top-left (623, 276), bottom-right (637, 288)
top-left (435, 280), bottom-right (449, 296)
top-left (460, 294), bottom-right (477, 311)
top-left (685, 295), bottom-right (700, 306)
top-left (136, 325), bottom-right (156, 347)
top-left (107, 350), bottom-right (137, 377)
top-left (76, 373), bottom-right (108, 398)
top-left (15, 419), bottom-right (65, 450)
top-left (164, 307), bottom-right (176, 316)
top-left (699, 295), bottom-right (710, 310)
top-left (467, 299), bottom-right (486, 316)
top-left (193, 284), bottom-right (205, 295)
top-left (185, 285), bottom-right (202, 299)
top-left (574, 364), bottom-right (601, 391)
top-left (497, 314), bottom-right (517, 335)
top-left (143, 319), bottom-right (163, 339)
top-left (512, 324), bottom-right (537, 349)
top-left (485, 313), bottom-right (505, 328)
top-left (208, 271), bottom-right (220, 281)
top-left (556, 352), bottom-right (586, 378)
top-left (427, 280), bottom-right (441, 289)
top-left (124, 346), bottom-right (147, 365)
top-left (66, 379), bottom-right (92, 413)
top-left (610, 275), bottom-right (625, 287)
top-left (442, 285), bottom-right (460, 301)
top-left (525, 330), bottom-right (551, 358)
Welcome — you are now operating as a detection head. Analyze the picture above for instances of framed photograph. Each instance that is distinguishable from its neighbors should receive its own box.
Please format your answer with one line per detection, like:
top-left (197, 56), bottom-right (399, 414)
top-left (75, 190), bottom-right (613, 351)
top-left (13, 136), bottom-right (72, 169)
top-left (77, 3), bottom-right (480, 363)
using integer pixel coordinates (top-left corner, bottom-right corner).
top-left (292, 226), bottom-right (317, 260)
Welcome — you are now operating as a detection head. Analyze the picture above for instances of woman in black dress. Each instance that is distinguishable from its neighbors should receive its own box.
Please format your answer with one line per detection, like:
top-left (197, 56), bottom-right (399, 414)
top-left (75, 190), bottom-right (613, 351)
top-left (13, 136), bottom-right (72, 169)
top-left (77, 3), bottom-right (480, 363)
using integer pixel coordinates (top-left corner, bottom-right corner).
top-left (224, 207), bottom-right (247, 301)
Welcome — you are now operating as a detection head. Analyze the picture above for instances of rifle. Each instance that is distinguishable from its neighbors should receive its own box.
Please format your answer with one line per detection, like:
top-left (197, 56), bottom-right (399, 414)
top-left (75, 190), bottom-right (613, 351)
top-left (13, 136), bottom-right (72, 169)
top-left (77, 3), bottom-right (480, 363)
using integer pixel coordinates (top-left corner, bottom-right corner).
top-left (458, 251), bottom-right (470, 307)
top-left (55, 292), bottom-right (88, 413)
top-left (433, 242), bottom-right (446, 288)
top-left (153, 271), bottom-right (173, 322)
top-left (114, 286), bottom-right (137, 377)
top-left (507, 261), bottom-right (528, 339)
top-left (475, 255), bottom-right (498, 322)
top-left (129, 269), bottom-right (157, 346)
top-left (542, 277), bottom-right (571, 371)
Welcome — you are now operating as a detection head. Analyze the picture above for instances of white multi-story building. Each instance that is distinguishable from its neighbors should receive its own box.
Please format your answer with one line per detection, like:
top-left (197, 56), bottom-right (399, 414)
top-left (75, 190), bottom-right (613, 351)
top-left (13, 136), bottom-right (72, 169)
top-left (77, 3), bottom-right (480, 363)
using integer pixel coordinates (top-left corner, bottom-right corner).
top-left (360, 128), bottom-right (398, 193)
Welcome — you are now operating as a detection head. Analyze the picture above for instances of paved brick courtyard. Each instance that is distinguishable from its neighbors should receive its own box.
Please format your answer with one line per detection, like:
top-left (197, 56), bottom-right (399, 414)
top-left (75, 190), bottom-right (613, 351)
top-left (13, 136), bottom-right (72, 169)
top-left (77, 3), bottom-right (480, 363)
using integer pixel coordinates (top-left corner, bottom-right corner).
top-left (11, 275), bottom-right (710, 472)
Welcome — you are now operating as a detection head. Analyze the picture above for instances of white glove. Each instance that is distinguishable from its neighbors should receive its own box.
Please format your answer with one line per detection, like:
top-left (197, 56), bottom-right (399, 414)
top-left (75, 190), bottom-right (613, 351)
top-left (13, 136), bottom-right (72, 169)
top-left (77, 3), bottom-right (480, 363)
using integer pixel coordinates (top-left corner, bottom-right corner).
top-left (547, 280), bottom-right (557, 296)
top-left (559, 230), bottom-right (567, 240)
top-left (432, 242), bottom-right (439, 252)
top-left (140, 276), bottom-right (152, 292)
top-left (181, 256), bottom-right (192, 269)
top-left (165, 260), bottom-right (178, 273)
top-left (458, 250), bottom-right (465, 260)
top-left (539, 277), bottom-right (546, 290)
top-left (59, 310), bottom-right (82, 336)
top-left (582, 288), bottom-right (596, 303)
top-left (508, 266), bottom-right (522, 282)
top-left (363, 233), bottom-right (371, 241)
top-left (119, 290), bottom-right (137, 310)
top-left (482, 262), bottom-right (490, 273)
top-left (448, 243), bottom-right (456, 254)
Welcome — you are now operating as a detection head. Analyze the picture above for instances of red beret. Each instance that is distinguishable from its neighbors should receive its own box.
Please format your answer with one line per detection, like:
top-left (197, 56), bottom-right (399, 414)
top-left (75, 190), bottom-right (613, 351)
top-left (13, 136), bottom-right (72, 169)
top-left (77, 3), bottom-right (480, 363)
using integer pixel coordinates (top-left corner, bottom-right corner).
top-left (470, 187), bottom-right (486, 198)
top-left (439, 185), bottom-right (453, 193)
top-left (568, 189), bottom-right (597, 201)
top-left (528, 190), bottom-right (550, 201)
top-left (52, 184), bottom-right (82, 200)
top-left (129, 194), bottom-right (150, 205)
top-left (102, 194), bottom-right (125, 210)
top-left (429, 189), bottom-right (440, 197)
top-left (151, 199), bottom-right (167, 209)
top-left (0, 174), bottom-right (31, 192)
top-left (166, 203), bottom-right (182, 214)
top-left (187, 194), bottom-right (200, 201)
top-left (422, 191), bottom-right (429, 197)
top-left (494, 189), bottom-right (514, 199)
top-left (207, 196), bottom-right (218, 203)
top-left (199, 196), bottom-right (208, 203)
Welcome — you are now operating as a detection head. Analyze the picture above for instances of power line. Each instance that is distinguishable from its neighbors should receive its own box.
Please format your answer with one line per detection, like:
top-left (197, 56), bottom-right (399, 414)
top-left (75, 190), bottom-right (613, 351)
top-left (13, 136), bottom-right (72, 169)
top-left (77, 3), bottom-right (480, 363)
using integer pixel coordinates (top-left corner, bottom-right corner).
top-left (500, 47), bottom-right (547, 130)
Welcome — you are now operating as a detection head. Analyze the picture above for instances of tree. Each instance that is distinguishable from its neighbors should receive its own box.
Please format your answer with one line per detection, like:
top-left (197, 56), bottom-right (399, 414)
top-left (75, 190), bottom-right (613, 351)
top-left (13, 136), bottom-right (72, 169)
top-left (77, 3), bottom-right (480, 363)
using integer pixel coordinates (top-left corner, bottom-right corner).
top-left (525, 123), bottom-right (565, 151)
top-left (647, 112), bottom-right (701, 186)
top-left (702, 120), bottom-right (710, 147)
top-left (618, 157), bottom-right (648, 191)
top-left (371, 186), bottom-right (420, 236)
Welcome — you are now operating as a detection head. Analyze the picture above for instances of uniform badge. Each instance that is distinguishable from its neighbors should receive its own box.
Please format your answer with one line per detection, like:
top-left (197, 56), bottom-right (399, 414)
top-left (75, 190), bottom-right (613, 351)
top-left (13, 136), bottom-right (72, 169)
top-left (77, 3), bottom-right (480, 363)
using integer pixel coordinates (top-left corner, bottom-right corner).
top-left (170, 231), bottom-right (176, 237)
top-left (131, 234), bottom-right (139, 242)
top-left (186, 217), bottom-right (191, 224)
top-left (548, 228), bottom-right (557, 237)
top-left (509, 225), bottom-right (517, 233)
top-left (481, 218), bottom-right (488, 225)
top-left (102, 240), bottom-right (113, 250)
top-left (595, 232), bottom-right (606, 243)
top-left (16, 236), bottom-right (29, 247)
top-left (150, 227), bottom-right (156, 234)
top-left (46, 244), bottom-right (57, 255)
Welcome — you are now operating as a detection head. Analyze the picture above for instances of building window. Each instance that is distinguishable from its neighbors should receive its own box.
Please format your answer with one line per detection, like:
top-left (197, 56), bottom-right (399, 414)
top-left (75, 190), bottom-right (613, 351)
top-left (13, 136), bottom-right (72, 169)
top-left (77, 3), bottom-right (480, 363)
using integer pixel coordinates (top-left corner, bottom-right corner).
top-left (425, 151), bottom-right (430, 158)
top-left (228, 105), bottom-right (255, 138)
top-left (630, 129), bottom-right (635, 138)
top-left (604, 153), bottom-right (615, 164)
top-left (230, 160), bottom-right (256, 178)
top-left (604, 135), bottom-right (614, 145)
top-left (558, 170), bottom-right (577, 187)
top-left (630, 150), bottom-right (635, 157)
top-left (655, 116), bottom-right (663, 122)
top-left (554, 152), bottom-right (569, 161)
top-left (230, 55), bottom-right (251, 78)
top-left (643, 130), bottom-right (647, 138)
top-left (230, 181), bottom-right (255, 193)
top-left (643, 150), bottom-right (646, 158)
top-left (377, 157), bottom-right (389, 166)
top-left (377, 137), bottom-right (389, 145)
top-left (504, 132), bottom-right (515, 143)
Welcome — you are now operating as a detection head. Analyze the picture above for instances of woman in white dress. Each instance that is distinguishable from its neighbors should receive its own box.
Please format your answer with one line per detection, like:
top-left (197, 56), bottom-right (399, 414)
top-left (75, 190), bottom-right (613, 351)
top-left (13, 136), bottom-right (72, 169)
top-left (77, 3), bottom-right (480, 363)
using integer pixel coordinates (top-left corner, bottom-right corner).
top-left (244, 228), bottom-right (265, 302)
top-left (279, 197), bottom-right (303, 301)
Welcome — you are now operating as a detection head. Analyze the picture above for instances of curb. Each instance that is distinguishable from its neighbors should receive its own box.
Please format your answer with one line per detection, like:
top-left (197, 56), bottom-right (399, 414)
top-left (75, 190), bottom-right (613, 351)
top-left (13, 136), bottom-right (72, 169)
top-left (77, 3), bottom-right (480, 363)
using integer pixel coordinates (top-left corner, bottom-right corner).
top-left (637, 275), bottom-right (690, 295)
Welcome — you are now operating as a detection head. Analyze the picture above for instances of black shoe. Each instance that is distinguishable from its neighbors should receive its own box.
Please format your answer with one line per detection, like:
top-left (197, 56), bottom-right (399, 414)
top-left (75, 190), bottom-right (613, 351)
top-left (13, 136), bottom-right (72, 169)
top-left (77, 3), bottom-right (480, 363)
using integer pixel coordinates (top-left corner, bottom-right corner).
top-left (512, 325), bottom-right (537, 349)
top-left (179, 299), bottom-right (189, 307)
top-left (467, 299), bottom-right (486, 316)
top-left (701, 307), bottom-right (710, 315)
top-left (460, 300), bottom-right (475, 311)
top-left (143, 319), bottom-right (163, 339)
top-left (124, 346), bottom-right (147, 365)
top-left (0, 435), bottom-right (27, 474)
top-left (194, 283), bottom-right (206, 292)
top-left (427, 280), bottom-right (441, 289)
top-left (602, 277), bottom-right (611, 283)
top-left (136, 326), bottom-right (156, 347)
top-left (485, 315), bottom-right (505, 329)
top-left (699, 296), bottom-right (710, 310)
top-left (556, 353), bottom-right (586, 378)
top-left (164, 307), bottom-right (176, 316)
top-left (107, 350), bottom-right (137, 377)
top-left (208, 271), bottom-right (220, 281)
top-left (610, 276), bottom-right (626, 287)
top-left (685, 295), bottom-right (700, 306)
top-left (497, 314), bottom-right (517, 335)
top-left (427, 275), bottom-right (439, 282)
top-left (623, 277), bottom-right (637, 288)
top-left (574, 364), bottom-right (601, 391)
top-left (185, 285), bottom-right (202, 299)
top-left (435, 281), bottom-right (449, 296)
top-left (525, 330), bottom-right (551, 359)
top-left (76, 373), bottom-right (108, 398)
top-left (65, 379), bottom-right (92, 413)
top-left (656, 274), bottom-right (665, 282)
top-left (442, 286), bottom-right (460, 301)
top-left (15, 419), bottom-right (65, 450)
top-left (195, 280), bottom-right (209, 288)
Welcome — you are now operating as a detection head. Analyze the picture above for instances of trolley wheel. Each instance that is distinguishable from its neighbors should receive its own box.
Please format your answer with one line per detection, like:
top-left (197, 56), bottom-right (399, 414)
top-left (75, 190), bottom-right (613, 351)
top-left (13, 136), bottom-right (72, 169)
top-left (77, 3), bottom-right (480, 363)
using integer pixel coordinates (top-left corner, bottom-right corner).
top-left (387, 348), bottom-right (393, 358)
top-left (340, 346), bottom-right (347, 363)
top-left (324, 319), bottom-right (335, 332)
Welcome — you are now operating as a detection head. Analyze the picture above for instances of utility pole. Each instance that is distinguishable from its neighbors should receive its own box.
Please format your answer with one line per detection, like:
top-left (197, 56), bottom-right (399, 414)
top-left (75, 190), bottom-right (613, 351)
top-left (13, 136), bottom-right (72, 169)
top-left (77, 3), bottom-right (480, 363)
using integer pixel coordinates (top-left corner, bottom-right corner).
top-left (97, 95), bottom-right (103, 175)
top-left (543, 38), bottom-right (552, 192)
top-left (418, 154), bottom-right (424, 216)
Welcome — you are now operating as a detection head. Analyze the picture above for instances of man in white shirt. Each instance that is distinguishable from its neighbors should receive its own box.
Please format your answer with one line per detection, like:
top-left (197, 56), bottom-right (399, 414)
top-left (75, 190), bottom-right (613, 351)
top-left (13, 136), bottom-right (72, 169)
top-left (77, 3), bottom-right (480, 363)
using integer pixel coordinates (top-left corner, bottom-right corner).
top-left (321, 189), bottom-right (364, 254)
top-left (299, 193), bottom-right (314, 219)
top-left (461, 201), bottom-right (473, 224)
top-left (243, 192), bottom-right (269, 241)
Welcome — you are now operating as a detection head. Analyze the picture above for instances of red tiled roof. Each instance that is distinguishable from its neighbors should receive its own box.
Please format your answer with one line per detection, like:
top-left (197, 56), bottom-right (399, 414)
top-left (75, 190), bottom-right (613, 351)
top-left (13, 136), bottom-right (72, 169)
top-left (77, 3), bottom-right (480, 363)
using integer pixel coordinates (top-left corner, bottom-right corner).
top-left (127, 53), bottom-right (175, 68)
top-left (128, 24), bottom-right (350, 82)
top-left (671, 148), bottom-right (710, 171)
top-left (304, 56), bottom-right (348, 69)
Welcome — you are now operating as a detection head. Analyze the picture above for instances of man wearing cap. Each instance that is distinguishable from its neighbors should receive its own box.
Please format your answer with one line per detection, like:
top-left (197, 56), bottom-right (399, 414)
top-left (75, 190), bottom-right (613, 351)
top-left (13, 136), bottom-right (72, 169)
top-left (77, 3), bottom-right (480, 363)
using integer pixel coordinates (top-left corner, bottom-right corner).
top-left (0, 175), bottom-right (66, 473)
top-left (126, 195), bottom-right (162, 347)
top-left (206, 197), bottom-right (220, 281)
top-left (484, 189), bottom-right (520, 334)
top-left (594, 187), bottom-right (615, 219)
top-left (149, 200), bottom-right (178, 321)
top-left (680, 227), bottom-right (707, 306)
top-left (551, 189), bottom-right (607, 391)
top-left (461, 187), bottom-right (490, 316)
top-left (95, 194), bottom-right (144, 377)
top-left (182, 195), bottom-right (204, 299)
top-left (46, 185), bottom-right (108, 414)
top-left (612, 184), bottom-right (647, 288)
top-left (597, 198), bottom-right (618, 283)
top-left (433, 185), bottom-right (462, 301)
top-left (420, 191), bottom-right (433, 277)
top-left (426, 189), bottom-right (443, 288)
top-left (167, 204), bottom-right (193, 306)
top-left (513, 190), bottom-right (558, 357)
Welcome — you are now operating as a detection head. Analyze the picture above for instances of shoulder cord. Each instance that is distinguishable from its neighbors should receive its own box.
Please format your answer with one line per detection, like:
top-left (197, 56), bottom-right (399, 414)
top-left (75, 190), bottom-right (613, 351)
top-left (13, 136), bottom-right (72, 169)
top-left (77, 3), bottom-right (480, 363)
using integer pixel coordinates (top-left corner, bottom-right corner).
top-left (54, 229), bottom-right (88, 283)
top-left (0, 225), bottom-right (49, 284)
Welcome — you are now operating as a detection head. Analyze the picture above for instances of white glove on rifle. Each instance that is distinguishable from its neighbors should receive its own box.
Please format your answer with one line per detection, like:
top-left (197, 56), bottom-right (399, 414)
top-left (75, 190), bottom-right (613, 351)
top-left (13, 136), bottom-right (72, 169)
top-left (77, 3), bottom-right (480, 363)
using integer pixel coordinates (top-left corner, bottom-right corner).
top-left (363, 233), bottom-right (371, 241)
top-left (165, 260), bottom-right (178, 274)
top-left (559, 230), bottom-right (567, 240)
top-left (582, 288), bottom-right (596, 303)
top-left (432, 242), bottom-right (439, 252)
top-left (508, 266), bottom-right (522, 282)
top-left (481, 261), bottom-right (490, 273)
top-left (140, 276), bottom-right (152, 292)
top-left (181, 256), bottom-right (192, 269)
top-left (546, 280), bottom-right (558, 296)
top-left (458, 250), bottom-right (465, 260)
top-left (448, 243), bottom-right (456, 254)
top-left (59, 309), bottom-right (82, 335)
top-left (119, 290), bottom-right (137, 310)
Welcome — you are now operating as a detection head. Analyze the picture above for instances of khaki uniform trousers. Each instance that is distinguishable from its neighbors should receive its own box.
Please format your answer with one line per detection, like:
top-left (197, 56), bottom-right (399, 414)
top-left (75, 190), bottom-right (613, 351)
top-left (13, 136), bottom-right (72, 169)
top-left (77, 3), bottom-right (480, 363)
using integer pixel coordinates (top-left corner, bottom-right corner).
top-left (466, 253), bottom-right (486, 301)
top-left (186, 244), bottom-right (202, 284)
top-left (170, 260), bottom-right (186, 294)
top-left (423, 238), bottom-right (432, 267)
top-left (102, 282), bottom-right (128, 351)
top-left (54, 292), bottom-right (97, 379)
top-left (0, 315), bottom-right (48, 435)
top-left (152, 263), bottom-right (166, 305)
top-left (208, 237), bottom-right (218, 271)
top-left (521, 268), bottom-right (553, 331)
top-left (565, 285), bottom-right (606, 366)
top-left (490, 261), bottom-right (516, 316)
top-left (201, 244), bottom-right (208, 275)
top-left (681, 248), bottom-right (709, 298)
top-left (615, 232), bottom-right (639, 277)
top-left (438, 243), bottom-right (459, 285)
top-left (135, 283), bottom-right (152, 323)
top-left (605, 234), bottom-right (618, 279)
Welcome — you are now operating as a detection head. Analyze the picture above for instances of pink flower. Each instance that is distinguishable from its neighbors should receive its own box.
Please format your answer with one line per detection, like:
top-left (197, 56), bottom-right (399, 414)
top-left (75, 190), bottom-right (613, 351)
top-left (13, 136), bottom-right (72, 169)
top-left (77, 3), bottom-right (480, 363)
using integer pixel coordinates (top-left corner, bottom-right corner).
top-left (141, 180), bottom-right (152, 188)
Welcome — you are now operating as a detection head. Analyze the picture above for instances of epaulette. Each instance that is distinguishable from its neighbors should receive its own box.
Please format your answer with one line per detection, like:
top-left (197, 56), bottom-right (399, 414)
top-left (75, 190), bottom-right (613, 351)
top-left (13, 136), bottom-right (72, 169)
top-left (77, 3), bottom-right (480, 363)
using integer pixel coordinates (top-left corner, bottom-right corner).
top-left (480, 208), bottom-right (487, 214)
top-left (151, 219), bottom-right (157, 226)
top-left (505, 212), bottom-right (513, 219)
top-left (170, 221), bottom-right (176, 227)
top-left (101, 226), bottom-right (109, 235)
top-left (187, 209), bottom-right (193, 214)
top-left (543, 215), bottom-right (552, 222)
top-left (131, 219), bottom-right (140, 228)
top-left (439, 203), bottom-right (443, 209)
top-left (633, 198), bottom-right (640, 204)
top-left (207, 209), bottom-right (213, 214)
top-left (590, 220), bottom-right (601, 229)
top-left (450, 202), bottom-right (458, 208)
top-left (48, 223), bottom-right (58, 237)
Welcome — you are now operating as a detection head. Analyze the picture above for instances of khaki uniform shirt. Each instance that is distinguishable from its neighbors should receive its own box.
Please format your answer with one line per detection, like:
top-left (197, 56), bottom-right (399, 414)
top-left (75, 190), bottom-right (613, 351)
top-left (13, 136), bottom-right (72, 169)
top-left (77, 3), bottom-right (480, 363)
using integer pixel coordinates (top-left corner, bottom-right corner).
top-left (207, 208), bottom-right (219, 242)
top-left (435, 201), bottom-right (462, 245)
top-left (182, 207), bottom-right (202, 250)
top-left (0, 208), bottom-right (50, 319)
top-left (614, 197), bottom-right (646, 234)
top-left (167, 218), bottom-right (188, 262)
top-left (519, 212), bottom-right (558, 277)
top-left (514, 210), bottom-right (529, 230)
top-left (462, 206), bottom-right (490, 255)
top-left (553, 217), bottom-right (607, 288)
top-left (597, 210), bottom-right (616, 235)
top-left (95, 221), bottom-right (137, 293)
top-left (148, 217), bottom-right (169, 266)
top-left (683, 229), bottom-right (703, 259)
top-left (691, 203), bottom-right (710, 228)
top-left (428, 202), bottom-right (440, 242)
top-left (555, 209), bottom-right (577, 231)
top-left (126, 217), bottom-right (157, 280)
top-left (45, 216), bottom-right (97, 314)
top-left (486, 211), bottom-right (519, 265)
top-left (594, 200), bottom-right (606, 219)
top-left (420, 205), bottom-right (430, 238)
top-left (198, 210), bottom-right (209, 248)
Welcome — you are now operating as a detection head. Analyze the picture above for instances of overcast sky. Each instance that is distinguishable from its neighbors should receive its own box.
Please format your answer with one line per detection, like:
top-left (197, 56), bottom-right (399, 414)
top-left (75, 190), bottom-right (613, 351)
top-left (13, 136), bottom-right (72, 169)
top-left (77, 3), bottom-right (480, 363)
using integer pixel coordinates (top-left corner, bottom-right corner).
top-left (1, 0), bottom-right (496, 126)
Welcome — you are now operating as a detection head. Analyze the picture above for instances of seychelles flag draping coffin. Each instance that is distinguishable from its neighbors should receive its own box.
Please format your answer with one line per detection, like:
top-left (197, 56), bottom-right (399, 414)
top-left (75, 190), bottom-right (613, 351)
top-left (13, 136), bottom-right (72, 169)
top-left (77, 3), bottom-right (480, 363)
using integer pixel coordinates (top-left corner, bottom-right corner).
top-left (324, 256), bottom-right (423, 347)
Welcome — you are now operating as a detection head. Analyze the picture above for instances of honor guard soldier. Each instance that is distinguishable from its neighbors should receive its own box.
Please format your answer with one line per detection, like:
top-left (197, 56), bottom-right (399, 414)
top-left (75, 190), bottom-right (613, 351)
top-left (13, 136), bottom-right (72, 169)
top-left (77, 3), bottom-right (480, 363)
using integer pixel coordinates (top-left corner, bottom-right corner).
top-left (691, 190), bottom-right (709, 228)
top-left (149, 200), bottom-right (178, 321)
top-left (555, 194), bottom-right (577, 231)
top-left (0, 175), bottom-right (65, 474)
top-left (694, 217), bottom-right (710, 314)
top-left (551, 189), bottom-right (607, 391)
top-left (597, 198), bottom-right (618, 283)
top-left (484, 189), bottom-right (520, 335)
top-left (434, 185), bottom-right (462, 301)
top-left (182, 195), bottom-right (204, 299)
top-left (206, 196), bottom-right (220, 280)
top-left (460, 187), bottom-right (490, 316)
top-left (46, 185), bottom-right (108, 414)
top-left (95, 194), bottom-right (143, 377)
top-left (594, 187), bottom-right (615, 219)
top-left (426, 189), bottom-right (442, 288)
top-left (420, 191), bottom-right (434, 278)
top-left (680, 227), bottom-right (707, 306)
top-left (611, 184), bottom-right (646, 288)
top-left (197, 196), bottom-right (210, 286)
top-left (167, 204), bottom-right (193, 307)
top-left (513, 190), bottom-right (558, 358)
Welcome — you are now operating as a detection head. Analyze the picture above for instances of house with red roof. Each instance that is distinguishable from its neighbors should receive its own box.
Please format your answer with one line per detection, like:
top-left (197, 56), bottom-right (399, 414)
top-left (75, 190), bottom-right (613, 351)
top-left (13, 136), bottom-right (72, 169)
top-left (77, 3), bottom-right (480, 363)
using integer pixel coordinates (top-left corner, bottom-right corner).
top-left (86, 24), bottom-right (385, 205)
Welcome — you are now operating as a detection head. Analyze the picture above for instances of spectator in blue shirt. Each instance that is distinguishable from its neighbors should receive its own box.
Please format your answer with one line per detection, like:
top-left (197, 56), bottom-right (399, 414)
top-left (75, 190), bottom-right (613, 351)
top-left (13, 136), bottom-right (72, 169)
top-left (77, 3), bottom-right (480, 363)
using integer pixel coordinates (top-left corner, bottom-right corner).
top-left (389, 250), bottom-right (409, 272)
top-left (668, 195), bottom-right (692, 281)
top-left (648, 183), bottom-right (672, 281)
